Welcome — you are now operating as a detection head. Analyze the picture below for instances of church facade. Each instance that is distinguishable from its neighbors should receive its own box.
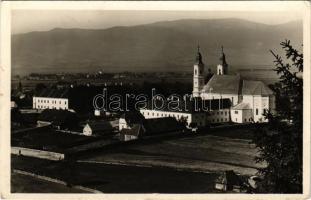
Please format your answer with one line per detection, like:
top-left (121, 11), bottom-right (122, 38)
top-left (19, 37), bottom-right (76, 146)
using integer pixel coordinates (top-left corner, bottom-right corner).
top-left (193, 46), bottom-right (275, 123)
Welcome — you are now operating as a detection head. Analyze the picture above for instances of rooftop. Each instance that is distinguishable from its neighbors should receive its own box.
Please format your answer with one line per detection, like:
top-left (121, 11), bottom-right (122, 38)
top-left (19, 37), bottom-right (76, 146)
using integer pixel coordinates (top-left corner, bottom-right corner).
top-left (242, 80), bottom-right (274, 96)
top-left (202, 74), bottom-right (241, 95)
top-left (35, 88), bottom-right (69, 98)
top-left (232, 102), bottom-right (252, 110)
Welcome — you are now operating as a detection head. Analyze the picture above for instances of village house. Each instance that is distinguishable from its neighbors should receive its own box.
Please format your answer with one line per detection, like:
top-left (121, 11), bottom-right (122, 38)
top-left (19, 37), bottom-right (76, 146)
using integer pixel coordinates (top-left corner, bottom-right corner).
top-left (119, 111), bottom-right (145, 131)
top-left (119, 117), bottom-right (185, 141)
top-left (83, 121), bottom-right (115, 136)
top-left (37, 109), bottom-right (79, 130)
top-left (214, 170), bottom-right (247, 192)
top-left (140, 98), bottom-right (231, 127)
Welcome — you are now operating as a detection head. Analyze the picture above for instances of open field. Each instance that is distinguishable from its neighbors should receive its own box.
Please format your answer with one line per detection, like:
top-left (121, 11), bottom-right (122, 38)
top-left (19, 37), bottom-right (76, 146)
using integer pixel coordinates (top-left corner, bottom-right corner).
top-left (12, 155), bottom-right (219, 193)
top-left (11, 172), bottom-right (88, 193)
top-left (12, 129), bottom-right (98, 153)
top-left (82, 129), bottom-right (263, 175)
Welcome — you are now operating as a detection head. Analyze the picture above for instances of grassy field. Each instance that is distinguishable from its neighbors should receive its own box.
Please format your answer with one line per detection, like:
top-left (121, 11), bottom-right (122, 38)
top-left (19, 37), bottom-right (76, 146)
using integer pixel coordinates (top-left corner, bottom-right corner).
top-left (12, 129), bottom-right (98, 153)
top-left (11, 172), bottom-right (87, 193)
top-left (12, 155), bottom-right (219, 193)
top-left (82, 128), bottom-right (263, 175)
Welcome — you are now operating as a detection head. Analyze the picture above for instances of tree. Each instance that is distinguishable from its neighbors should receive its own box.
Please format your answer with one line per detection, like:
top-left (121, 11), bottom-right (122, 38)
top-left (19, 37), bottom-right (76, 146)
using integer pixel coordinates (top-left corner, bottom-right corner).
top-left (252, 40), bottom-right (303, 193)
top-left (35, 83), bottom-right (47, 93)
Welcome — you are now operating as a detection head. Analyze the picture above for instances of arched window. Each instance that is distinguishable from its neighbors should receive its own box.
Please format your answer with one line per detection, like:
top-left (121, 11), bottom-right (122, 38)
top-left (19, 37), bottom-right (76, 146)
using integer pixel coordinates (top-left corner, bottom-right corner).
top-left (194, 69), bottom-right (197, 75)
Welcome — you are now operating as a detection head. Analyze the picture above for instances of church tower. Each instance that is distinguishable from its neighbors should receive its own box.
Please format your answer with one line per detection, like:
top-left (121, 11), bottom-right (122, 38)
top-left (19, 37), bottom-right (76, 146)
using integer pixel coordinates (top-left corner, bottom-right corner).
top-left (193, 46), bottom-right (205, 97)
top-left (217, 46), bottom-right (228, 75)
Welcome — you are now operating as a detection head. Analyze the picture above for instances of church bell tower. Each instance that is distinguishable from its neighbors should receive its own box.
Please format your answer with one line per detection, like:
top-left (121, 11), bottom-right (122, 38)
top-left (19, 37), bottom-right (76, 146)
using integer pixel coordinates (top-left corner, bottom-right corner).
top-left (217, 46), bottom-right (228, 75)
top-left (193, 46), bottom-right (205, 97)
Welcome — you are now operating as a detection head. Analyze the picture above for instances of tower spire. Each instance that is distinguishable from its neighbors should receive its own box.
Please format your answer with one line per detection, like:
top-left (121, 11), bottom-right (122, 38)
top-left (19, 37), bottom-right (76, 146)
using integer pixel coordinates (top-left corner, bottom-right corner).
top-left (195, 44), bottom-right (203, 64)
top-left (220, 45), bottom-right (227, 66)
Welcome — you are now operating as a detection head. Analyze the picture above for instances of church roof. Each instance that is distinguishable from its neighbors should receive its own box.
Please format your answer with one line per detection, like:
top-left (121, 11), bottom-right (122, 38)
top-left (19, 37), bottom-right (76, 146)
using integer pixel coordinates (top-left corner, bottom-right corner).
top-left (202, 74), bottom-right (241, 94)
top-left (232, 102), bottom-right (251, 110)
top-left (242, 80), bottom-right (273, 96)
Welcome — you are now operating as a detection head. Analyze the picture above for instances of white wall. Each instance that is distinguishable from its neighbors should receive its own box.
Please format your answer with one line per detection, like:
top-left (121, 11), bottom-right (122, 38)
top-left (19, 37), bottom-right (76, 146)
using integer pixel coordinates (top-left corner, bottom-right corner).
top-left (119, 118), bottom-right (129, 131)
top-left (241, 95), bottom-right (273, 123)
top-left (83, 124), bottom-right (92, 136)
top-left (124, 135), bottom-right (138, 141)
top-left (33, 97), bottom-right (69, 110)
top-left (217, 64), bottom-right (223, 75)
top-left (230, 109), bottom-right (253, 123)
top-left (140, 109), bottom-right (207, 127)
top-left (193, 64), bottom-right (204, 97)
top-left (201, 93), bottom-right (239, 106)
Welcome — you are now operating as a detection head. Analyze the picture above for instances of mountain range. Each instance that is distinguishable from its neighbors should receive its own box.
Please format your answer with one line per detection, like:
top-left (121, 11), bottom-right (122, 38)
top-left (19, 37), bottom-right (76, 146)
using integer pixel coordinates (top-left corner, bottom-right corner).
top-left (12, 18), bottom-right (302, 75)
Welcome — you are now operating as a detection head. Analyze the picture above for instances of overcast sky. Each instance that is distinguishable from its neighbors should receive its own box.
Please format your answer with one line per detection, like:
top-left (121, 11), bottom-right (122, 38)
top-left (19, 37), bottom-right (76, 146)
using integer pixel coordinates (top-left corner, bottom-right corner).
top-left (12, 10), bottom-right (302, 34)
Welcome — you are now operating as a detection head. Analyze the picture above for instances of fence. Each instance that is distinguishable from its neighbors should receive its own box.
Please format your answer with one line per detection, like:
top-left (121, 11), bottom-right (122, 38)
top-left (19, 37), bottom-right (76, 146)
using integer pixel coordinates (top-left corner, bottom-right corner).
top-left (11, 147), bottom-right (65, 161)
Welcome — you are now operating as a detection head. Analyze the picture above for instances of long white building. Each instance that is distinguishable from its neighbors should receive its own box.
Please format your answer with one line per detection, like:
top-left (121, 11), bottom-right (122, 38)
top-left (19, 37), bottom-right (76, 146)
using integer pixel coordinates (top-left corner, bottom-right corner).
top-left (140, 98), bottom-right (231, 127)
top-left (33, 88), bottom-right (69, 110)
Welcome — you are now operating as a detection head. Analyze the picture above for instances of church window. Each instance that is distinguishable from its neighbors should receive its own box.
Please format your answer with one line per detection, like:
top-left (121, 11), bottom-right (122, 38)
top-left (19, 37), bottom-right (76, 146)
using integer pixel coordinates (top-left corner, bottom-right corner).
top-left (194, 69), bottom-right (197, 75)
top-left (256, 109), bottom-right (258, 115)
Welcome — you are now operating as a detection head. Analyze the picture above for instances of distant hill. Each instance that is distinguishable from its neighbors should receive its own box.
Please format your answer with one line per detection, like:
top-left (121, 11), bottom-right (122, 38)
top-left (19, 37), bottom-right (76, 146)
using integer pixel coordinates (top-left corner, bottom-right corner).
top-left (12, 18), bottom-right (302, 75)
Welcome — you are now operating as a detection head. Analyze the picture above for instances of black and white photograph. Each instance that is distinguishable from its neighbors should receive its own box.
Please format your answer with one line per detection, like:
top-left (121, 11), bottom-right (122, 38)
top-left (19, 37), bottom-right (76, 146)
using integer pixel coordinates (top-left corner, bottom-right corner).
top-left (0, 1), bottom-right (310, 199)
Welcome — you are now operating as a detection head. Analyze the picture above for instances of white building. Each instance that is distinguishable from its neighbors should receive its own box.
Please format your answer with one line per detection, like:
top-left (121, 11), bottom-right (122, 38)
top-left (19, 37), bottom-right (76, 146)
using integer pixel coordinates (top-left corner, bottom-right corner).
top-left (193, 46), bottom-right (275, 123)
top-left (139, 98), bottom-right (231, 127)
top-left (33, 89), bottom-right (69, 110)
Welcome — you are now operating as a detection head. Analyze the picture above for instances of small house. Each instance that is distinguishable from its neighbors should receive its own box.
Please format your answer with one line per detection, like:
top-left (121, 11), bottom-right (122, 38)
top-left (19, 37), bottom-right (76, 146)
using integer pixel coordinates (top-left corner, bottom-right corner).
top-left (119, 111), bottom-right (145, 131)
top-left (119, 124), bottom-right (144, 141)
top-left (37, 109), bottom-right (79, 130)
top-left (119, 117), bottom-right (185, 141)
top-left (83, 121), bottom-right (115, 136)
top-left (215, 170), bottom-right (246, 192)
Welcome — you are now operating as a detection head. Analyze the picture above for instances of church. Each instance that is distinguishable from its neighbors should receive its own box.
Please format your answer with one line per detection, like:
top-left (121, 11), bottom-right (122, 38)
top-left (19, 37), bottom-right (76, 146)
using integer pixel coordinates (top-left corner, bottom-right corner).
top-left (193, 46), bottom-right (275, 123)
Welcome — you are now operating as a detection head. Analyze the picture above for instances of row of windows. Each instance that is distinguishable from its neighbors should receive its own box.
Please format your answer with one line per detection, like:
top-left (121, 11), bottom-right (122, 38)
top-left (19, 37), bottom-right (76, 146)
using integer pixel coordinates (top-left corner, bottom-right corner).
top-left (37, 99), bottom-right (67, 105)
top-left (212, 111), bottom-right (228, 116)
top-left (234, 109), bottom-right (267, 116)
top-left (142, 111), bottom-right (188, 119)
top-left (36, 105), bottom-right (67, 109)
top-left (209, 118), bottom-right (228, 123)
top-left (235, 118), bottom-right (253, 122)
